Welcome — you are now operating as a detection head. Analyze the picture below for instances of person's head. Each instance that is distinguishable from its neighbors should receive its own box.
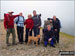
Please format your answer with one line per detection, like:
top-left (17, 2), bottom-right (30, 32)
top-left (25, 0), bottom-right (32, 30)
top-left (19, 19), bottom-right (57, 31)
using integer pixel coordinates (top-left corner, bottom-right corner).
top-left (53, 15), bottom-right (56, 21)
top-left (28, 14), bottom-right (32, 19)
top-left (50, 19), bottom-right (52, 23)
top-left (47, 25), bottom-right (51, 31)
top-left (33, 10), bottom-right (37, 16)
top-left (8, 11), bottom-right (14, 16)
top-left (19, 13), bottom-right (23, 16)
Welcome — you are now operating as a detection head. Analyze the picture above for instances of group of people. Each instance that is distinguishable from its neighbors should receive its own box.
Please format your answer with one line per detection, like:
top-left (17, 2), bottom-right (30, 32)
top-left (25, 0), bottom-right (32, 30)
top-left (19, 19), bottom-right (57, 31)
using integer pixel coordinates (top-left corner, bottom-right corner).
top-left (43, 16), bottom-right (61, 47)
top-left (4, 10), bottom-right (61, 48)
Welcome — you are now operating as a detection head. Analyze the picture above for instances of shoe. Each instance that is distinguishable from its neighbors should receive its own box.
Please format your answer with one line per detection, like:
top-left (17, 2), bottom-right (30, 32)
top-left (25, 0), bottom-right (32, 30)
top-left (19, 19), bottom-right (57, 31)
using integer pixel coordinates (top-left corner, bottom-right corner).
top-left (25, 41), bottom-right (27, 44)
top-left (44, 45), bottom-right (47, 47)
top-left (12, 43), bottom-right (17, 46)
top-left (50, 44), bottom-right (55, 48)
top-left (7, 44), bottom-right (11, 46)
top-left (44, 44), bottom-right (47, 47)
top-left (20, 42), bottom-right (23, 44)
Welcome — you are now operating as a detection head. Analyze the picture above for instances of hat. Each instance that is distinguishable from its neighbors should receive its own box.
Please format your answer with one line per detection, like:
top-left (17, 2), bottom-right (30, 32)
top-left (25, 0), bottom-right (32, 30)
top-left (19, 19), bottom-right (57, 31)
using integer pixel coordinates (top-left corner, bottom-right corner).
top-left (47, 18), bottom-right (53, 20)
top-left (8, 11), bottom-right (14, 13)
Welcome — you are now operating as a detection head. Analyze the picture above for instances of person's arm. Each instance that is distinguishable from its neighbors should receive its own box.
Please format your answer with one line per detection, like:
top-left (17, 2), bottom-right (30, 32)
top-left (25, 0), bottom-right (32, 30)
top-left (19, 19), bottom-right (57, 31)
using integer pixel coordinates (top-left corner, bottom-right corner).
top-left (14, 17), bottom-right (18, 24)
top-left (38, 15), bottom-right (41, 27)
top-left (48, 31), bottom-right (53, 41)
top-left (24, 19), bottom-right (27, 25)
top-left (59, 20), bottom-right (61, 28)
top-left (13, 15), bottom-right (19, 18)
top-left (30, 19), bottom-right (34, 30)
top-left (4, 14), bottom-right (8, 30)
top-left (57, 18), bottom-right (61, 29)
top-left (44, 30), bottom-right (49, 40)
top-left (44, 30), bottom-right (48, 37)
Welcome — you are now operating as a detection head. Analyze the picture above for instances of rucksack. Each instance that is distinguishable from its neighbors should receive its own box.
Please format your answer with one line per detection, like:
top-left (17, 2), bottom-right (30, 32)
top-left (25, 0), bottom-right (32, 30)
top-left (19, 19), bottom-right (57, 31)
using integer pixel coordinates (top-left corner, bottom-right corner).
top-left (16, 16), bottom-right (24, 24)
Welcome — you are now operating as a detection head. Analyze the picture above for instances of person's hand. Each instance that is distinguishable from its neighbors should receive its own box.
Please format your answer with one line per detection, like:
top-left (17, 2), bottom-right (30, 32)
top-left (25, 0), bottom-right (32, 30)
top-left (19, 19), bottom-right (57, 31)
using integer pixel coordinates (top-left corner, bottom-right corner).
top-left (48, 38), bottom-right (52, 42)
top-left (5, 28), bottom-right (7, 31)
top-left (55, 29), bottom-right (57, 32)
top-left (29, 29), bottom-right (31, 31)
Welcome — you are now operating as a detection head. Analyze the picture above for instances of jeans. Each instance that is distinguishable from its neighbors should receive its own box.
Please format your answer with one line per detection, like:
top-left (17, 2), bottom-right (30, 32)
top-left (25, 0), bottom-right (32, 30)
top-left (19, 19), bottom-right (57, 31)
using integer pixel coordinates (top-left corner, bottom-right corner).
top-left (33, 27), bottom-right (40, 36)
top-left (33, 27), bottom-right (40, 44)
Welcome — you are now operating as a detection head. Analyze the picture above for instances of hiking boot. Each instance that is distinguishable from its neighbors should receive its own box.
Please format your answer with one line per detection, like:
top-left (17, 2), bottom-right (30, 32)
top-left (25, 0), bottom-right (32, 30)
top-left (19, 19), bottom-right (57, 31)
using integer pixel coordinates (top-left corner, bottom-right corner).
top-left (50, 44), bottom-right (55, 48)
top-left (7, 43), bottom-right (11, 46)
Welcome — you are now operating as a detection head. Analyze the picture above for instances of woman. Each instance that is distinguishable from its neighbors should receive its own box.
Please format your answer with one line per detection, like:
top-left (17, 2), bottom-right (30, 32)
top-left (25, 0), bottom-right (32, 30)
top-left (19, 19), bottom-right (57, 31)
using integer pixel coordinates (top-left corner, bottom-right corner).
top-left (24, 14), bottom-right (34, 44)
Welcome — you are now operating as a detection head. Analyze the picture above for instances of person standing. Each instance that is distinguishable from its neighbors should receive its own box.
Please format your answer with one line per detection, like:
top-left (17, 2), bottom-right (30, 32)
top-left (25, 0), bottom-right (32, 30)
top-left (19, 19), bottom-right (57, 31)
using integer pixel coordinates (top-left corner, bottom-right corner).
top-left (32, 10), bottom-right (41, 44)
top-left (4, 11), bottom-right (19, 46)
top-left (53, 16), bottom-right (61, 43)
top-left (24, 14), bottom-right (34, 44)
top-left (14, 13), bottom-right (25, 44)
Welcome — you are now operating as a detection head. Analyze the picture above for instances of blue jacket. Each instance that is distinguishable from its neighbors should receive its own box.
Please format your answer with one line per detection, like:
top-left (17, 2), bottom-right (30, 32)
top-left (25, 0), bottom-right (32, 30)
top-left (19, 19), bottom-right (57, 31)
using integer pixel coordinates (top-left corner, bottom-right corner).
top-left (14, 16), bottom-right (25, 27)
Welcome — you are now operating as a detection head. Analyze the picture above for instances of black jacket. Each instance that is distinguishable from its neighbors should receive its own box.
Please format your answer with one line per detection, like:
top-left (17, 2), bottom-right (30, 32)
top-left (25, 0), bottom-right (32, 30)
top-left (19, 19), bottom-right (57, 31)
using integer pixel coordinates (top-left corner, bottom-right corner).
top-left (44, 29), bottom-right (54, 39)
top-left (53, 18), bottom-right (61, 30)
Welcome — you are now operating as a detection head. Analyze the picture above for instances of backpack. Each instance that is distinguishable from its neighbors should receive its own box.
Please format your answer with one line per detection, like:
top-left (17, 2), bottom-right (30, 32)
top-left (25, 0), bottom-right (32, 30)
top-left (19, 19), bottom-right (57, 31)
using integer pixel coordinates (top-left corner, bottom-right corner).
top-left (16, 16), bottom-right (24, 24)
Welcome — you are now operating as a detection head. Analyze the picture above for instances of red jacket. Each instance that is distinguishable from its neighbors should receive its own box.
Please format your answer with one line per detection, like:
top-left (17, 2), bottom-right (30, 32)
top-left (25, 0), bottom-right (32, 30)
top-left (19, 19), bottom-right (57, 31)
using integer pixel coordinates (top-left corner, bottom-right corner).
top-left (4, 14), bottom-right (19, 29)
top-left (24, 18), bottom-right (34, 29)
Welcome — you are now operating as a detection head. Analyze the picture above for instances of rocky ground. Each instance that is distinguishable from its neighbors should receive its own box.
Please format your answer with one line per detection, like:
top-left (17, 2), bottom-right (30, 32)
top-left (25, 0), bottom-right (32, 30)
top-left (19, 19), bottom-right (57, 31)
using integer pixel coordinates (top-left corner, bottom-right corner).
top-left (0, 21), bottom-right (74, 56)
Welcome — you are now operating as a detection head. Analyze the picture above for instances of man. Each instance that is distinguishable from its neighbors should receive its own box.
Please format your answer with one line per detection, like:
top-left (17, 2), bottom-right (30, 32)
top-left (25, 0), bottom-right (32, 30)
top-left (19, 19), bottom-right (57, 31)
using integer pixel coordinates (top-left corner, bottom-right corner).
top-left (53, 16), bottom-right (61, 43)
top-left (32, 10), bottom-right (41, 44)
top-left (14, 13), bottom-right (25, 44)
top-left (4, 11), bottom-right (19, 46)
top-left (44, 25), bottom-right (55, 47)
top-left (24, 14), bottom-right (34, 44)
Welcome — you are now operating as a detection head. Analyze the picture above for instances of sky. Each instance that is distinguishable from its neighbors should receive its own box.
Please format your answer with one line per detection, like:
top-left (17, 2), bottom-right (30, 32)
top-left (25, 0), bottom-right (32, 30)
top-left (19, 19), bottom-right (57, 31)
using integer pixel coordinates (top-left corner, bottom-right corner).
top-left (0, 1), bottom-right (75, 36)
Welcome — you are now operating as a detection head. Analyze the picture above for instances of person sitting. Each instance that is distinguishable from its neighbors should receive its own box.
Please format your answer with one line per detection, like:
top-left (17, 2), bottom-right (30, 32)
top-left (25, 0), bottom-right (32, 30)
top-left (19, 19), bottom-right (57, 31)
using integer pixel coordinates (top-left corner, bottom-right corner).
top-left (42, 18), bottom-right (53, 43)
top-left (44, 25), bottom-right (55, 47)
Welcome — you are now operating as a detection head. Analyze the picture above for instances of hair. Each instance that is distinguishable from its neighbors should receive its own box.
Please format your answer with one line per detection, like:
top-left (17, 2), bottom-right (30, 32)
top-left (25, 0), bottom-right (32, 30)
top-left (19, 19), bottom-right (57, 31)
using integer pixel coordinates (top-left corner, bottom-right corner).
top-left (53, 15), bottom-right (56, 18)
top-left (47, 25), bottom-right (51, 28)
top-left (33, 10), bottom-right (36, 12)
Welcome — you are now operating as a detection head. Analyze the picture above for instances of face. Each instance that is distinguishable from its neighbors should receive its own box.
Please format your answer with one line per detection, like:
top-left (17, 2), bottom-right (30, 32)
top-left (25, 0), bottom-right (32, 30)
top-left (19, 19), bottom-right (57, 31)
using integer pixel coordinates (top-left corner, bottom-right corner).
top-left (28, 14), bottom-right (32, 19)
top-left (19, 13), bottom-right (23, 16)
top-left (33, 11), bottom-right (36, 16)
top-left (9, 13), bottom-right (12, 16)
top-left (50, 20), bottom-right (52, 23)
top-left (47, 25), bottom-right (51, 31)
top-left (53, 16), bottom-right (56, 21)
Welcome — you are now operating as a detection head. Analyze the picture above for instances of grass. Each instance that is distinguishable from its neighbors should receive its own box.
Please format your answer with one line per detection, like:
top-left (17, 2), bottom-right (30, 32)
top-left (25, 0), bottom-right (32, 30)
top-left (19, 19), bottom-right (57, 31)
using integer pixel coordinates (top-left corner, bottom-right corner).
top-left (60, 32), bottom-right (74, 38)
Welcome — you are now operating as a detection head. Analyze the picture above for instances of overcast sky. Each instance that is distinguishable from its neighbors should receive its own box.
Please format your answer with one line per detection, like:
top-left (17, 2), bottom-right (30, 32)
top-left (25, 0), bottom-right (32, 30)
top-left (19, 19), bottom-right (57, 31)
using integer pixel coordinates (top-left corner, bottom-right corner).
top-left (0, 1), bottom-right (74, 36)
